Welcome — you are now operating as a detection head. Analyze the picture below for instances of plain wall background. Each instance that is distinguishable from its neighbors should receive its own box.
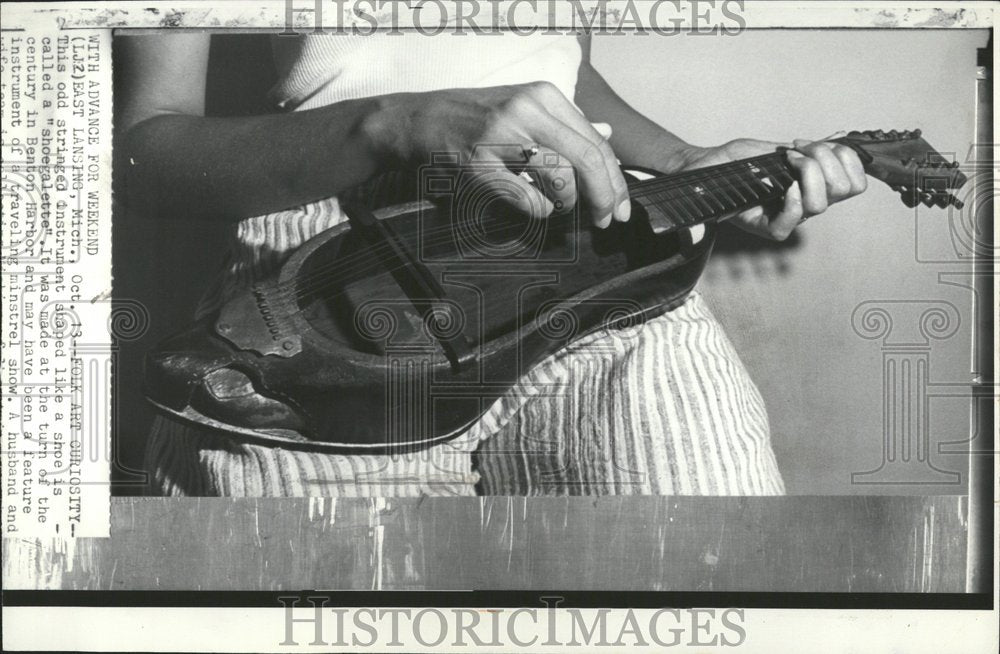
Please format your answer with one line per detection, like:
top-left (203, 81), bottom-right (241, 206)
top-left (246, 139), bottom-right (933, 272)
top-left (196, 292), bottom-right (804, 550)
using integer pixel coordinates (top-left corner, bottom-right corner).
top-left (112, 30), bottom-right (988, 495)
top-left (593, 29), bottom-right (988, 494)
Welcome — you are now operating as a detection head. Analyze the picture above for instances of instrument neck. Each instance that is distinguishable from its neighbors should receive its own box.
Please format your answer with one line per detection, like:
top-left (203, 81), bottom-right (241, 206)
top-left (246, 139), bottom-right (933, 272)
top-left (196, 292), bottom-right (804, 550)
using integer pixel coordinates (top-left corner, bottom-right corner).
top-left (627, 148), bottom-right (807, 234)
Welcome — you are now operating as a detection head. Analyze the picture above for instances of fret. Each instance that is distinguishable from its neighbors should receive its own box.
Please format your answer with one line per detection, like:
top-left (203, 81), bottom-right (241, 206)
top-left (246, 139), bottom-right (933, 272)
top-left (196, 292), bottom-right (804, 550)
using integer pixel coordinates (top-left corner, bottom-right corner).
top-left (659, 202), bottom-right (696, 231)
top-left (687, 185), bottom-right (723, 218)
top-left (758, 156), bottom-right (796, 190)
top-left (697, 194), bottom-right (722, 220)
top-left (695, 179), bottom-right (732, 215)
top-left (750, 167), bottom-right (782, 196)
top-left (733, 167), bottom-right (765, 205)
top-left (639, 188), bottom-right (697, 227)
top-left (753, 176), bottom-right (782, 201)
top-left (676, 191), bottom-right (708, 222)
top-left (739, 160), bottom-right (774, 202)
top-left (628, 152), bottom-right (803, 225)
top-left (776, 167), bottom-right (797, 186)
top-left (705, 175), bottom-right (742, 212)
top-left (723, 171), bottom-right (754, 205)
top-left (671, 194), bottom-right (705, 225)
top-left (650, 189), bottom-right (680, 212)
top-left (640, 191), bottom-right (701, 233)
top-left (659, 185), bottom-right (707, 221)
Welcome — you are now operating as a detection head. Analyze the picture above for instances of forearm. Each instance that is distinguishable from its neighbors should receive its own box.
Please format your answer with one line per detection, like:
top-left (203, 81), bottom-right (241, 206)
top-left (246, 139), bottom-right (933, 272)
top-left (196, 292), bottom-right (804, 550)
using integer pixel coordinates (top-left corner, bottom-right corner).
top-left (574, 59), bottom-right (696, 174)
top-left (118, 97), bottom-right (387, 221)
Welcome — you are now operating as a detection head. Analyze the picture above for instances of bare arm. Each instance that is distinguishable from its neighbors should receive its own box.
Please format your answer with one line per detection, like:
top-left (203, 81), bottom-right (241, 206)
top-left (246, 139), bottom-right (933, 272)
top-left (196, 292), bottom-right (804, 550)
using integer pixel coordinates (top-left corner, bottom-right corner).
top-left (116, 34), bottom-right (388, 221)
top-left (573, 36), bottom-right (694, 174)
top-left (117, 34), bottom-right (634, 226)
top-left (574, 35), bottom-right (867, 240)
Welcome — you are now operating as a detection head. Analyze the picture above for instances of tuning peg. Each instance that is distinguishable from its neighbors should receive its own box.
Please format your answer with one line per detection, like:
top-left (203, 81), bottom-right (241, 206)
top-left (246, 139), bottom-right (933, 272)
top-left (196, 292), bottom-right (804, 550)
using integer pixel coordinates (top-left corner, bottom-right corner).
top-left (950, 196), bottom-right (965, 210)
top-left (900, 187), bottom-right (919, 208)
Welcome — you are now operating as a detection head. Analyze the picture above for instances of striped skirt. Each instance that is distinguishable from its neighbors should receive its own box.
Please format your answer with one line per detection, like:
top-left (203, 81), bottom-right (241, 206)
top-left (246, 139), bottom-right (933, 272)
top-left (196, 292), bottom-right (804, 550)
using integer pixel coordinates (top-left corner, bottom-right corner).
top-left (144, 291), bottom-right (786, 496)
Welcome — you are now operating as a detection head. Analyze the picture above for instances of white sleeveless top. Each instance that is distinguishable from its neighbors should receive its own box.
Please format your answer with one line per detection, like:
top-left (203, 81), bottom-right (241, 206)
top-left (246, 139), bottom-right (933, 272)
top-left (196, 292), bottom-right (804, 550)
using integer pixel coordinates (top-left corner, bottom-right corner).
top-left (270, 32), bottom-right (581, 111)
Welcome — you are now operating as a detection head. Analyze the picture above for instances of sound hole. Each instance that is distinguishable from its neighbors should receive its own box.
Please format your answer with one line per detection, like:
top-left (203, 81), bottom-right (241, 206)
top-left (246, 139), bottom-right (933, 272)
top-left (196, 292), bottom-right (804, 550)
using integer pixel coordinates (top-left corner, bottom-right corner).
top-left (292, 195), bottom-right (689, 358)
top-left (296, 231), bottom-right (386, 353)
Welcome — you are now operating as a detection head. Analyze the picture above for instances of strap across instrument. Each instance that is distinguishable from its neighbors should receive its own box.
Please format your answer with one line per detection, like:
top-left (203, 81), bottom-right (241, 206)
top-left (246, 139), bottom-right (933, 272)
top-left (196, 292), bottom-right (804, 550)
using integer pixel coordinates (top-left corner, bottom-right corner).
top-left (343, 202), bottom-right (477, 373)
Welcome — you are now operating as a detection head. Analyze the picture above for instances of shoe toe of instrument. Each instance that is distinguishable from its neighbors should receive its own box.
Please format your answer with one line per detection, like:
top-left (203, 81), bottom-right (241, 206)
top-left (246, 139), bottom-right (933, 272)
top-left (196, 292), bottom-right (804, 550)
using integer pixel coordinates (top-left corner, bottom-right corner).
top-left (189, 367), bottom-right (306, 432)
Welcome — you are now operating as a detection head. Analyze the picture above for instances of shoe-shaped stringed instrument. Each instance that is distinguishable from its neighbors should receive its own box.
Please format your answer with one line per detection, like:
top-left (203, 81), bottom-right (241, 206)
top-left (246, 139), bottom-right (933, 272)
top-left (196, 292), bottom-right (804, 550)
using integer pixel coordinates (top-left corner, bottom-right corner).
top-left (143, 130), bottom-right (968, 452)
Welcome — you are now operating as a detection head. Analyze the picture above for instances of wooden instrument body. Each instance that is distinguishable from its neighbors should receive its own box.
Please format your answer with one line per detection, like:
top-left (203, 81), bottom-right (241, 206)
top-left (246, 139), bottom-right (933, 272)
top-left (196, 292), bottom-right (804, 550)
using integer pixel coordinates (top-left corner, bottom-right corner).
top-left (144, 171), bottom-right (715, 451)
top-left (142, 129), bottom-right (967, 451)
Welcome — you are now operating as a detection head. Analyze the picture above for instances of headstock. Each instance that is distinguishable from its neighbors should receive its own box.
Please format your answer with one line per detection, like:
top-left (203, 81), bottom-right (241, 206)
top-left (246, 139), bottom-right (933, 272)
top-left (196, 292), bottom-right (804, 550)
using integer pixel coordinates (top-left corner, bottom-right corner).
top-left (833, 129), bottom-right (968, 209)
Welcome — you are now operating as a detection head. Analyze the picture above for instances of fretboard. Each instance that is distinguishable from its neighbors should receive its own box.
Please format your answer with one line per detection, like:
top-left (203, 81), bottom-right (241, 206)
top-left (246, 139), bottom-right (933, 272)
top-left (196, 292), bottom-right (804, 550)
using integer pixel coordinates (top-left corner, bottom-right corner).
top-left (629, 151), bottom-right (798, 234)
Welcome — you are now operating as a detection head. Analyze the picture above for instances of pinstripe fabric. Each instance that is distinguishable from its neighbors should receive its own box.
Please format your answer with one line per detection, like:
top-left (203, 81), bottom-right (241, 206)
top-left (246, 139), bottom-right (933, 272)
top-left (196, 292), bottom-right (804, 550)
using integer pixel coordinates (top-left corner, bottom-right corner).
top-left (146, 288), bottom-right (785, 496)
top-left (144, 414), bottom-right (483, 497)
top-left (470, 294), bottom-right (785, 495)
top-left (143, 33), bottom-right (786, 497)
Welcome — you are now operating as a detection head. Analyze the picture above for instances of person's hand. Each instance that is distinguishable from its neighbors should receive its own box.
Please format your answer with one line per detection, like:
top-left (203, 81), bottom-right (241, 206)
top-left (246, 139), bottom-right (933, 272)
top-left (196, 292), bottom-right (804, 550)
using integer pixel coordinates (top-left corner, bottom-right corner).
top-left (362, 82), bottom-right (630, 228)
top-left (671, 137), bottom-right (869, 240)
